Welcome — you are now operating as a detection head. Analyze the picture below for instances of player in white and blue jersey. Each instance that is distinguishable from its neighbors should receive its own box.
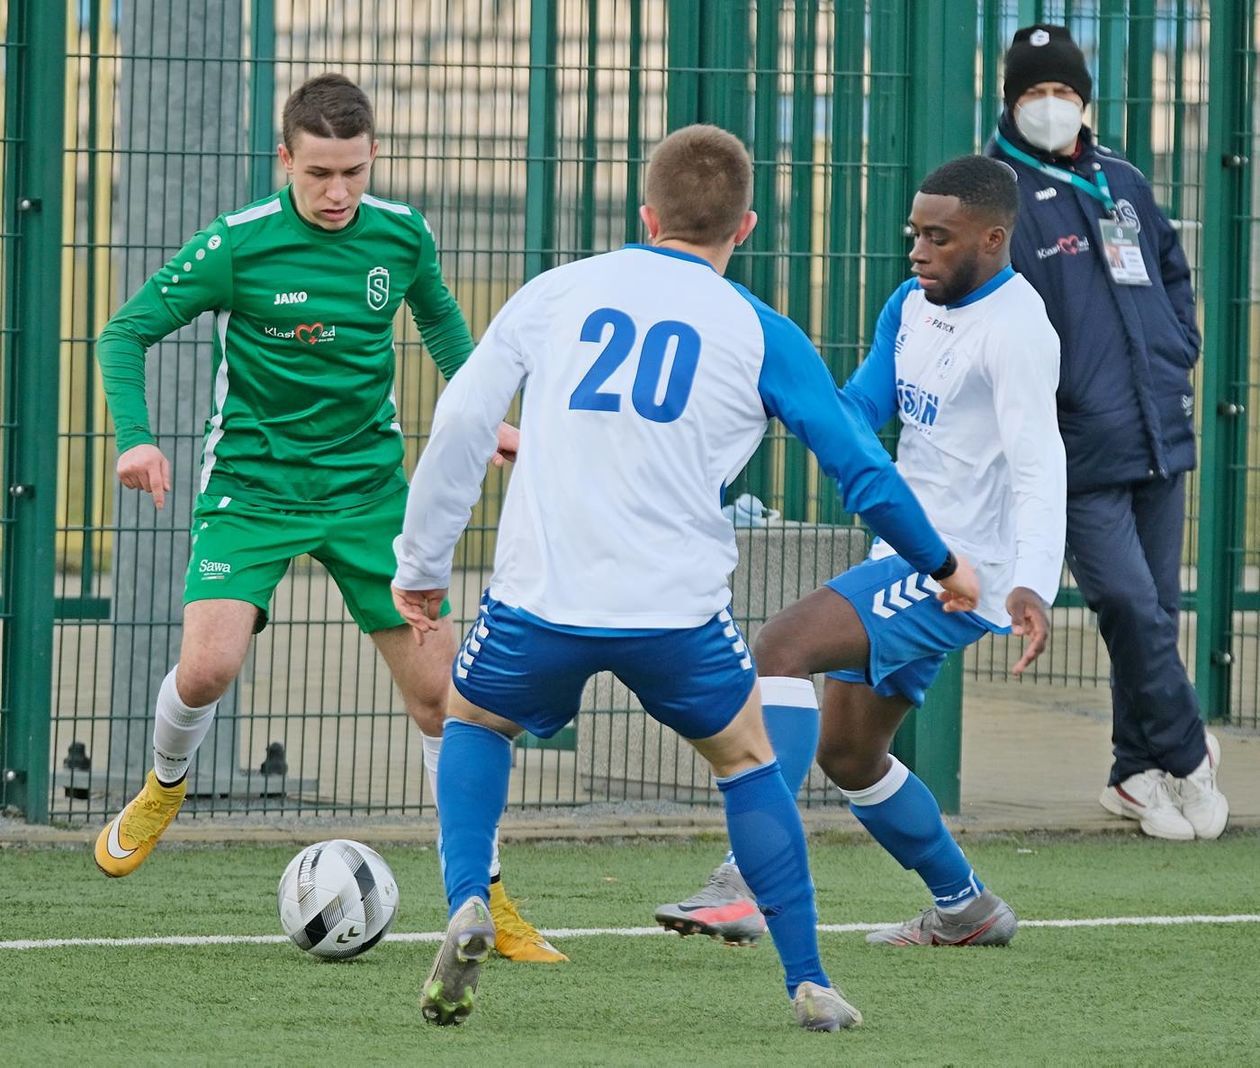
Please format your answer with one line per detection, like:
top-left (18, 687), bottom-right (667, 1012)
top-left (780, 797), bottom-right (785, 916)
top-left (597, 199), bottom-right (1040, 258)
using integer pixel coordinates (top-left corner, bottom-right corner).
top-left (659, 155), bottom-right (1066, 949)
top-left (392, 126), bottom-right (981, 1031)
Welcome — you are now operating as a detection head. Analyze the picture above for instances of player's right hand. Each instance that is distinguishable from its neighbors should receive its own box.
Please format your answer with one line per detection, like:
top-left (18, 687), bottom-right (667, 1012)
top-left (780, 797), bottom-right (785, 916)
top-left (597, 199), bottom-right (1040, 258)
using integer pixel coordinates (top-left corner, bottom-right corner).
top-left (116, 443), bottom-right (172, 510)
top-left (936, 553), bottom-right (980, 614)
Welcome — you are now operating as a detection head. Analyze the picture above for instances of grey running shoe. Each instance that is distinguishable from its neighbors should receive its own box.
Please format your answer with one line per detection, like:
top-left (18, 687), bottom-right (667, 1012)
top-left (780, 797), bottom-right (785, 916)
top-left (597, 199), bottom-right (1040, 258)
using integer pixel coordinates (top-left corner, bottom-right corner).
top-left (421, 896), bottom-right (495, 1026)
top-left (865, 889), bottom-right (1017, 947)
top-left (654, 862), bottom-right (768, 946)
top-left (792, 981), bottom-right (863, 1032)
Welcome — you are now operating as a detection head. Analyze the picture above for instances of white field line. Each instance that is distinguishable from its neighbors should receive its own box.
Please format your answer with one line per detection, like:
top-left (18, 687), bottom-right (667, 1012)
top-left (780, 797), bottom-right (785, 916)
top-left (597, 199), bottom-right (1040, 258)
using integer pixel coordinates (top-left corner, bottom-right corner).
top-left (3, 914), bottom-right (1259, 951)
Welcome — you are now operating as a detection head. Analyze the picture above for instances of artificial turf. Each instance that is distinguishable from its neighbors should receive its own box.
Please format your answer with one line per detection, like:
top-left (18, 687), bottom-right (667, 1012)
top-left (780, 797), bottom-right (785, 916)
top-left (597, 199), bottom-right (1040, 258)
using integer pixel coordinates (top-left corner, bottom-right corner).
top-left (3, 831), bottom-right (1258, 1066)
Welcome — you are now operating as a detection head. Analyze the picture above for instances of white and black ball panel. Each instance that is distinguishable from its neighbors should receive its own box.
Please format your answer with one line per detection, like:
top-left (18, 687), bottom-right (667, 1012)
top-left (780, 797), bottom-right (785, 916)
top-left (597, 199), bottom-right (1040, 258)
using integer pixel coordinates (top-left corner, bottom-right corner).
top-left (277, 839), bottom-right (399, 959)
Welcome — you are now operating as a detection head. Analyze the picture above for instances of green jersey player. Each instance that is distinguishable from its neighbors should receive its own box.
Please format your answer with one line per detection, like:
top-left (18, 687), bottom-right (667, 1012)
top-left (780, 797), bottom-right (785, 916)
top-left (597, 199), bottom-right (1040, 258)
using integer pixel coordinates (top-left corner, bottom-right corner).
top-left (92, 74), bottom-right (563, 964)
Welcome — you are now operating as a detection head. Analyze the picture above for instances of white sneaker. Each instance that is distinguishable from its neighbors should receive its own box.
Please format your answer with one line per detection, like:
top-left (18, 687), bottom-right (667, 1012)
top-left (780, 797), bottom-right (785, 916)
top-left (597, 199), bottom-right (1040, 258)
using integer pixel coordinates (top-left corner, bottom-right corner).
top-left (1099, 769), bottom-right (1195, 840)
top-left (1172, 732), bottom-right (1229, 840)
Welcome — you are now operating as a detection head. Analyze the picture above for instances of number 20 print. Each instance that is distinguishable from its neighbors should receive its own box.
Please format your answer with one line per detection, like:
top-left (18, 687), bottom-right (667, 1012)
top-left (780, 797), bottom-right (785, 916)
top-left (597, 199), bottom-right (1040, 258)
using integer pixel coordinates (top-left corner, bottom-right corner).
top-left (568, 307), bottom-right (701, 423)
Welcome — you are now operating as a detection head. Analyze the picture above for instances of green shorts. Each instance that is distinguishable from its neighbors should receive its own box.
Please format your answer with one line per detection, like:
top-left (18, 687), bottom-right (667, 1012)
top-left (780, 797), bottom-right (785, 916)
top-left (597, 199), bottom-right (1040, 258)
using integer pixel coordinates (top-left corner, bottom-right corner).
top-left (184, 487), bottom-right (452, 633)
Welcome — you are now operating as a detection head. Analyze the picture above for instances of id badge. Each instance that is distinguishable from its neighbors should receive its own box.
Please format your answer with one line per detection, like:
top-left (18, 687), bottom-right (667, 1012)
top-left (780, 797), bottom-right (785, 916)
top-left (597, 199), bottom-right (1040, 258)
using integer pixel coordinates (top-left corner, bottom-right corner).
top-left (1098, 218), bottom-right (1151, 286)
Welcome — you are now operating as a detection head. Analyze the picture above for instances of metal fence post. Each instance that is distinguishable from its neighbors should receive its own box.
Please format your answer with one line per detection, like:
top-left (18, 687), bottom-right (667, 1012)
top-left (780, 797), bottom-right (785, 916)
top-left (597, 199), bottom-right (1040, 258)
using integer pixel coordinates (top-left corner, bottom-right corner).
top-left (107, 0), bottom-right (247, 803)
top-left (887, 0), bottom-right (977, 815)
top-left (1195, 0), bottom-right (1253, 721)
top-left (782, 2), bottom-right (818, 522)
top-left (578, 0), bottom-right (600, 256)
top-left (668, 3), bottom-right (774, 502)
top-left (1, 0), bottom-right (67, 821)
top-left (622, 0), bottom-right (644, 245)
top-left (1124, 0), bottom-right (1157, 179)
top-left (747, 0), bottom-right (779, 309)
top-left (248, 0), bottom-right (277, 202)
top-left (525, 0), bottom-right (557, 281)
top-left (818, 0), bottom-right (865, 526)
top-left (1095, 0), bottom-right (1127, 147)
top-left (1017, 0), bottom-right (1042, 26)
top-left (666, 0), bottom-right (700, 130)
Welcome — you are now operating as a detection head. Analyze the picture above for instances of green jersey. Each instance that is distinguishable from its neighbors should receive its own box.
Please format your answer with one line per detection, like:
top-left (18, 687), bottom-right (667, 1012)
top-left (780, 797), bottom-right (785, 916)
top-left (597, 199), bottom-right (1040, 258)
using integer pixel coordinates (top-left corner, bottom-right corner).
top-left (97, 185), bottom-right (474, 510)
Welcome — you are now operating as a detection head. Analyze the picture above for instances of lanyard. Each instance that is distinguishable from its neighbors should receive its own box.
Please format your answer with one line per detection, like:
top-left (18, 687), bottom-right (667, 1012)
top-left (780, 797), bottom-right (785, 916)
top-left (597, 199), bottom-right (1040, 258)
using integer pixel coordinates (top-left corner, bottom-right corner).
top-left (995, 133), bottom-right (1116, 214)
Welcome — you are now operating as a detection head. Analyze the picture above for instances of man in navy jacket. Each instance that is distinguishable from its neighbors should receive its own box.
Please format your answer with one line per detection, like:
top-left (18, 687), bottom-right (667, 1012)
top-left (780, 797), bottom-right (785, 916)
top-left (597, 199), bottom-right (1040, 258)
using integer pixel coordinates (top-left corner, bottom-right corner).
top-left (986, 24), bottom-right (1227, 839)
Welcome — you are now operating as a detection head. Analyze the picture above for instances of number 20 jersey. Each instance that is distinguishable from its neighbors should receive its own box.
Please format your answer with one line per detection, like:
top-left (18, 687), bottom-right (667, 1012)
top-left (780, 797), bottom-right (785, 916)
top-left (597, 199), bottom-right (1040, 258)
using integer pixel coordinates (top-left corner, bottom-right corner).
top-left (396, 244), bottom-right (948, 629)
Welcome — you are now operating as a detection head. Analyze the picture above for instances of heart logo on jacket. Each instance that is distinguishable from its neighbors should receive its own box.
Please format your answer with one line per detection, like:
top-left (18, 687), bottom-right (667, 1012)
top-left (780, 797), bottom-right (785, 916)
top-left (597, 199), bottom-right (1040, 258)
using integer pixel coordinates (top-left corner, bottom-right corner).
top-left (296, 322), bottom-right (324, 344)
top-left (1057, 235), bottom-right (1083, 255)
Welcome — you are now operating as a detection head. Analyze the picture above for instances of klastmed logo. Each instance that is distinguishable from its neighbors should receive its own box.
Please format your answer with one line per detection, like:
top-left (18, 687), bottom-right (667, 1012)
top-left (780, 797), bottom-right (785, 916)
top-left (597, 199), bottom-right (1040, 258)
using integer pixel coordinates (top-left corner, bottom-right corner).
top-left (199, 560), bottom-right (232, 580)
top-left (1036, 233), bottom-right (1092, 259)
top-left (263, 322), bottom-right (338, 344)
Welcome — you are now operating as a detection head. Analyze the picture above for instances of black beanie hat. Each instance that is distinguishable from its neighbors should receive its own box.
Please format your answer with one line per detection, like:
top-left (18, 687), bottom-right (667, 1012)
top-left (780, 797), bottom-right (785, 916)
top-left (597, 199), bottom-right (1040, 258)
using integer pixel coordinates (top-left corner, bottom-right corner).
top-left (1003, 24), bottom-right (1092, 108)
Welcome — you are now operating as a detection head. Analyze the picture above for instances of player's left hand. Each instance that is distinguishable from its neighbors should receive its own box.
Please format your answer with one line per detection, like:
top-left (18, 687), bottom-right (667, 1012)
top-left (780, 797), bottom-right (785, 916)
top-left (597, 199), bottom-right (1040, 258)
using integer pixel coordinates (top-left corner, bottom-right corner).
top-left (936, 553), bottom-right (980, 614)
top-left (1006, 586), bottom-right (1050, 676)
top-left (392, 584), bottom-right (448, 646)
top-left (491, 422), bottom-right (519, 467)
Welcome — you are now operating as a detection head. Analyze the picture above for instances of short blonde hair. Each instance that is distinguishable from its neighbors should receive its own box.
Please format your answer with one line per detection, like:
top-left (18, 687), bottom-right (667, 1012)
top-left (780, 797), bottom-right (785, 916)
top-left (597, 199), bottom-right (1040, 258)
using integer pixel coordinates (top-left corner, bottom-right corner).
top-left (644, 125), bottom-right (752, 246)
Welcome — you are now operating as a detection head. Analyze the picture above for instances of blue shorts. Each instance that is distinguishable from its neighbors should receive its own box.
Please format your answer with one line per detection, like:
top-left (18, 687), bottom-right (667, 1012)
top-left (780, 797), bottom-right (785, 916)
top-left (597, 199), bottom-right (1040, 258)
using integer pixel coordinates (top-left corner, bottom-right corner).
top-left (824, 554), bottom-right (1003, 706)
top-left (452, 594), bottom-right (757, 740)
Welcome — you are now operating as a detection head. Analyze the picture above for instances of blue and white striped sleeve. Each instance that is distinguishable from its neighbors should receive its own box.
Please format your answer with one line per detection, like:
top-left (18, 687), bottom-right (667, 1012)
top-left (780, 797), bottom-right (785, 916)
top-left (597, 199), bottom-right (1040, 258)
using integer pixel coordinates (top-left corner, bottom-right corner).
top-left (734, 284), bottom-right (949, 576)
top-left (843, 277), bottom-right (917, 430)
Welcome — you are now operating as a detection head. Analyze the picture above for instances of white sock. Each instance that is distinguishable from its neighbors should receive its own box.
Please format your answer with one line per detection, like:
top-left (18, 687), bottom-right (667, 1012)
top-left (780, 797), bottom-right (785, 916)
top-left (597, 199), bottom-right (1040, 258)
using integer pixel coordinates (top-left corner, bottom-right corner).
top-left (423, 729), bottom-right (501, 879)
top-left (936, 873), bottom-right (982, 914)
top-left (421, 731), bottom-right (444, 801)
top-left (151, 666), bottom-right (218, 785)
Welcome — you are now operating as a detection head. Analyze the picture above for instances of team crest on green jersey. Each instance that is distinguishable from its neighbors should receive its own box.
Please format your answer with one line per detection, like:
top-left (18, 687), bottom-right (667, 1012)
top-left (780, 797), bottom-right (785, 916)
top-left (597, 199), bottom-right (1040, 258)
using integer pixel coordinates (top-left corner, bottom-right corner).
top-left (367, 266), bottom-right (390, 310)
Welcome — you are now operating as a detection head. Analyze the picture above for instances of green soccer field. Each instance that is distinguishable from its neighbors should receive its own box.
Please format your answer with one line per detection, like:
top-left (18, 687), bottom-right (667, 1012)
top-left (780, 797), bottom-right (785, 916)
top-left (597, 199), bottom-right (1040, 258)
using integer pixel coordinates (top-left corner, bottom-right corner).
top-left (4, 831), bottom-right (1259, 1066)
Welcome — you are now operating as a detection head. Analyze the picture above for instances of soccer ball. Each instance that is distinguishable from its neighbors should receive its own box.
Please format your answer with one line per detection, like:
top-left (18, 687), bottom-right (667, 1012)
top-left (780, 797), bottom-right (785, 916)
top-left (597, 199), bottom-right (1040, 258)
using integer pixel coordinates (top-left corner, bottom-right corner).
top-left (277, 839), bottom-right (399, 959)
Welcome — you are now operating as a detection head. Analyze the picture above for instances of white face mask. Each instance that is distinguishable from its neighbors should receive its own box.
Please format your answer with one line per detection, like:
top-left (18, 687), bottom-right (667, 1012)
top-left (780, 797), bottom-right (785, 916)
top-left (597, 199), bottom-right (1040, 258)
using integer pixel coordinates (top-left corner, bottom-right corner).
top-left (1015, 96), bottom-right (1083, 154)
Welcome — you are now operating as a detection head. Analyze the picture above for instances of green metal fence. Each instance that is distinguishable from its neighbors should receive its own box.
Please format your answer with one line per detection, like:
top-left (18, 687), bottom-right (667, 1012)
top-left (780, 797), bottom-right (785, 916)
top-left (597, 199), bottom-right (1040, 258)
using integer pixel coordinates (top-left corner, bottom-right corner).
top-left (967, 0), bottom-right (1215, 699)
top-left (0, 0), bottom-right (1253, 825)
top-left (967, 1), bottom-right (1260, 739)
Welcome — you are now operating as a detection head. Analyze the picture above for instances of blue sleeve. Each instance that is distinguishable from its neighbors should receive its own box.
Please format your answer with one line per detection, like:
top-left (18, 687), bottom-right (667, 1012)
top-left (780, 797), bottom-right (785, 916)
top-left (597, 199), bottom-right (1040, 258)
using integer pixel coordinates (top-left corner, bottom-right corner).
top-left (843, 277), bottom-right (916, 430)
top-left (738, 285), bottom-right (949, 575)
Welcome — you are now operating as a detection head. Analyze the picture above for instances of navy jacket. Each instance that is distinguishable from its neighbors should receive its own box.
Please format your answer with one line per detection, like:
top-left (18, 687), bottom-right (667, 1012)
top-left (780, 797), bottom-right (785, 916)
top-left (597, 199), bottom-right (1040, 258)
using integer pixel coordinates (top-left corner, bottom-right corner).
top-left (985, 113), bottom-right (1199, 493)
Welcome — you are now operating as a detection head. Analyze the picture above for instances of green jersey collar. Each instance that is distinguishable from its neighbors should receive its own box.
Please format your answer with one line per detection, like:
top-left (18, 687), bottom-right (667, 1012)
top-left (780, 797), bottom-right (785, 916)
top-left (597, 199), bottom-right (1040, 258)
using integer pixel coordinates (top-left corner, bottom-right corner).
top-left (279, 185), bottom-right (366, 241)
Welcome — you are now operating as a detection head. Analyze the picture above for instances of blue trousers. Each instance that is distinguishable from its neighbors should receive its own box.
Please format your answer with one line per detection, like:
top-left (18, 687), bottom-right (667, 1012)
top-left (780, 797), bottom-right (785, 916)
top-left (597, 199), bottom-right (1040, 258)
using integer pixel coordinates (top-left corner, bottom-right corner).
top-left (1065, 474), bottom-right (1207, 782)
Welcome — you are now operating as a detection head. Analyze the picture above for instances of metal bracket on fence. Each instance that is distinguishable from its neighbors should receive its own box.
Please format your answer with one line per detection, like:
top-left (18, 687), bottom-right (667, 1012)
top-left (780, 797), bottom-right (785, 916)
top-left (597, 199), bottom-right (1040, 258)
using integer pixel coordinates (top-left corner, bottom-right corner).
top-left (8, 484), bottom-right (34, 498)
top-left (16, 196), bottom-right (41, 212)
top-left (3, 768), bottom-right (26, 784)
top-left (1211, 651), bottom-right (1234, 666)
top-left (1217, 402), bottom-right (1246, 418)
top-left (1222, 154), bottom-right (1249, 168)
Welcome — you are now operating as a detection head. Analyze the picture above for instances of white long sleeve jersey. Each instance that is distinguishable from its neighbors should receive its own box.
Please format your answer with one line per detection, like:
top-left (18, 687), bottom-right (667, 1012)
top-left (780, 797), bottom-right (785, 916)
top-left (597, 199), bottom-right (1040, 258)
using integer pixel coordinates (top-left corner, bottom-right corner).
top-left (845, 268), bottom-right (1067, 627)
top-left (394, 244), bottom-right (951, 629)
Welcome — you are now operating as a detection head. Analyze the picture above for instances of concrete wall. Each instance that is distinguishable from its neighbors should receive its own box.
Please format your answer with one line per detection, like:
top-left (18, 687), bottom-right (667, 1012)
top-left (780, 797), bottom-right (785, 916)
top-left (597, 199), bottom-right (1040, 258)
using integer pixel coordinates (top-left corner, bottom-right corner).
top-left (577, 521), bottom-right (868, 801)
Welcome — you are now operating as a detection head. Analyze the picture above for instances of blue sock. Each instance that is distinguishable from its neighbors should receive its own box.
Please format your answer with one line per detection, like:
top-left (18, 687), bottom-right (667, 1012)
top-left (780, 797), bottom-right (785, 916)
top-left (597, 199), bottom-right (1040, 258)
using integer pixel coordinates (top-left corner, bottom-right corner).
top-left (718, 760), bottom-right (829, 997)
top-left (723, 676), bottom-right (819, 867)
top-left (843, 756), bottom-right (983, 910)
top-left (760, 676), bottom-right (820, 796)
top-left (435, 720), bottom-right (512, 918)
